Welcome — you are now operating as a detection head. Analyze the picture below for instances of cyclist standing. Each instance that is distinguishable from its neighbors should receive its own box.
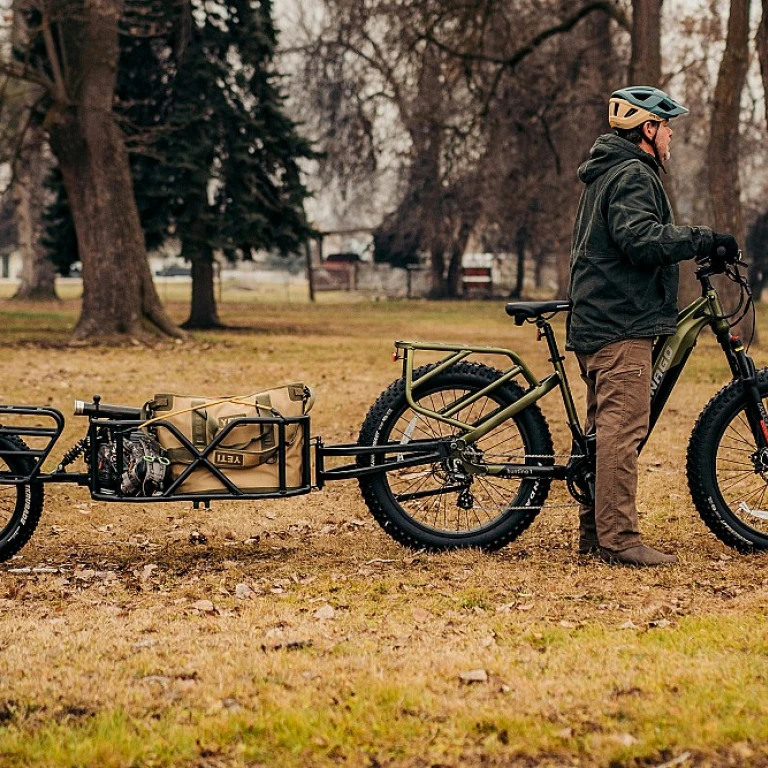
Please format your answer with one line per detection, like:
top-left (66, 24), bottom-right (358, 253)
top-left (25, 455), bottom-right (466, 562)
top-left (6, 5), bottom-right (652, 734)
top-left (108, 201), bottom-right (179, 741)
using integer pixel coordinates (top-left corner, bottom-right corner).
top-left (567, 85), bottom-right (739, 566)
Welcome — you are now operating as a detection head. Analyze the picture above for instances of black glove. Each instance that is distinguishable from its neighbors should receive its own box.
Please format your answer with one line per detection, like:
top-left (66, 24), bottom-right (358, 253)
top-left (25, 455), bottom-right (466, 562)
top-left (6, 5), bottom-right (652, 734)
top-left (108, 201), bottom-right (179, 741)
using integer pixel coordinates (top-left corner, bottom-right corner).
top-left (710, 232), bottom-right (740, 264)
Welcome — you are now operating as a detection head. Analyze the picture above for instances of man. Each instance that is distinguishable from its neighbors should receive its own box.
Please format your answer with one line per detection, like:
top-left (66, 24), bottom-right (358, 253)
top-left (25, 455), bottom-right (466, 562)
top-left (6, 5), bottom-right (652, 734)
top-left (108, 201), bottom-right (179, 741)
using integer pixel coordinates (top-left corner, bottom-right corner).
top-left (567, 85), bottom-right (739, 566)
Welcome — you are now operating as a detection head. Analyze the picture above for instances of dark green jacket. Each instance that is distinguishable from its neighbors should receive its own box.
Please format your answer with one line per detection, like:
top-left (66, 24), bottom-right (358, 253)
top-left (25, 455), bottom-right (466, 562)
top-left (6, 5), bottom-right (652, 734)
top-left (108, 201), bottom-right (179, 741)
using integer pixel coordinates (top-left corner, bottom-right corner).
top-left (566, 134), bottom-right (713, 353)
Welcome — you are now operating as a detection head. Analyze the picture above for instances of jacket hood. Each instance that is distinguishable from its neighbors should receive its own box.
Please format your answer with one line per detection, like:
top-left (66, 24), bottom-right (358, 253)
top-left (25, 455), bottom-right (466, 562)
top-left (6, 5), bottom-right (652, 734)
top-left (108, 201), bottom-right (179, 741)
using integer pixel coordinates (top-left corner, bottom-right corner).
top-left (577, 134), bottom-right (659, 184)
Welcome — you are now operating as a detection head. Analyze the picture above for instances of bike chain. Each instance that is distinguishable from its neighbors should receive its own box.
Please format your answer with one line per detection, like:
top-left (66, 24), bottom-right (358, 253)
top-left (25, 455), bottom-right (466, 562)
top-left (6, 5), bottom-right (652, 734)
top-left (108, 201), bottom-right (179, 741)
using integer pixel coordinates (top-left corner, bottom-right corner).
top-left (471, 452), bottom-right (587, 509)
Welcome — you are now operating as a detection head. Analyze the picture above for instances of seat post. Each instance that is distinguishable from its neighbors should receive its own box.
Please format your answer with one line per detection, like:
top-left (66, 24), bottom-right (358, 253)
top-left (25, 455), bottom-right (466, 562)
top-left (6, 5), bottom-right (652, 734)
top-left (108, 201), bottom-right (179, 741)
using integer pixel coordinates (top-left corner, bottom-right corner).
top-left (537, 319), bottom-right (583, 435)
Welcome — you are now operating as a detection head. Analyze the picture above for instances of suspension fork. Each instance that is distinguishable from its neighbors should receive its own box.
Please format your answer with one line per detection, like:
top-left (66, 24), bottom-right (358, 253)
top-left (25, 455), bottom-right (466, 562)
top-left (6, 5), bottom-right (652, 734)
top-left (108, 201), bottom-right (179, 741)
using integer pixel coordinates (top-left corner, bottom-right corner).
top-left (720, 330), bottom-right (768, 450)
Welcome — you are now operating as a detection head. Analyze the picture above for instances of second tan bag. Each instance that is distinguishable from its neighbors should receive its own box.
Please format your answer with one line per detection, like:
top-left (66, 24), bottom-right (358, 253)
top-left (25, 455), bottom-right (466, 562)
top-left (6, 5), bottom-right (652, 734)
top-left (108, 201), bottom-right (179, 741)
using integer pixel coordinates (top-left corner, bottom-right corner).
top-left (144, 384), bottom-right (313, 495)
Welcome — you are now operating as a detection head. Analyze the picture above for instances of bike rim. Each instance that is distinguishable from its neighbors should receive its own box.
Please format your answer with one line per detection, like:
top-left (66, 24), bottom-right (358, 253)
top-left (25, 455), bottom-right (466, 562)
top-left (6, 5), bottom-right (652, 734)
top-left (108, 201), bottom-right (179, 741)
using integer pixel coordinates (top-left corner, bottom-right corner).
top-left (0, 456), bottom-right (22, 538)
top-left (381, 385), bottom-right (532, 536)
top-left (714, 405), bottom-right (768, 537)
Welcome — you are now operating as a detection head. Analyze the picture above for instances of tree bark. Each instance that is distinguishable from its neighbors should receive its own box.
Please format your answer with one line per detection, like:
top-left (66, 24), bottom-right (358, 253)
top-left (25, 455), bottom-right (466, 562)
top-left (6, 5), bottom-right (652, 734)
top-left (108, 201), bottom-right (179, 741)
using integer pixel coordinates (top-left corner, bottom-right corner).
top-left (181, 216), bottom-right (221, 329)
top-left (707, 0), bottom-right (755, 341)
top-left (43, 1), bottom-right (182, 340)
top-left (629, 0), bottom-right (662, 85)
top-left (12, 125), bottom-right (58, 301)
top-left (10, 2), bottom-right (57, 301)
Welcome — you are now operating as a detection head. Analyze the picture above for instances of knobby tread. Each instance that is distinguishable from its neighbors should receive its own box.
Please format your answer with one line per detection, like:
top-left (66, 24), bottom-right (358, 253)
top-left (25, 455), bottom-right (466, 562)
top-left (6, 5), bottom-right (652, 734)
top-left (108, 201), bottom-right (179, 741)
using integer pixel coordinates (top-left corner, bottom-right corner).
top-left (356, 361), bottom-right (553, 551)
top-left (0, 435), bottom-right (45, 562)
top-left (687, 368), bottom-right (768, 553)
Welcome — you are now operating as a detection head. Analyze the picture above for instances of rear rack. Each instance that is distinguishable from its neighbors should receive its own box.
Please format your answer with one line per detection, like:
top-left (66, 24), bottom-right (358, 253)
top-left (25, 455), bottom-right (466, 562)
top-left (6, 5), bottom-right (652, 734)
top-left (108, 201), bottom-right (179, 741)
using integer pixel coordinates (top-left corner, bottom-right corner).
top-left (0, 405), bottom-right (65, 483)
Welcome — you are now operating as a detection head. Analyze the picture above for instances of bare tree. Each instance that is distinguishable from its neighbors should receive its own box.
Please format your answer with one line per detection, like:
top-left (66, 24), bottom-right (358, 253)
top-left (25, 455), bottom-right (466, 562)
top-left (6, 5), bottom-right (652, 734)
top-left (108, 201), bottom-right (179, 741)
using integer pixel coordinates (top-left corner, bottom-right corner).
top-left (708, 0), bottom-right (755, 340)
top-left (1, 1), bottom-right (182, 340)
top-left (6, 1), bottom-right (57, 300)
top-left (629, 0), bottom-right (661, 84)
top-left (293, 0), bottom-right (629, 297)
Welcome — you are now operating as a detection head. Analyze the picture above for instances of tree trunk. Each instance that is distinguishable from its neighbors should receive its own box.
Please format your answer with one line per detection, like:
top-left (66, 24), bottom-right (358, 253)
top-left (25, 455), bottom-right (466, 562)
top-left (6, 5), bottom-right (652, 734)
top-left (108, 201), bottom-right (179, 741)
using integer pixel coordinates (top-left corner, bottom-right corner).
top-left (182, 234), bottom-right (222, 329)
top-left (12, 125), bottom-right (58, 301)
top-left (428, 249), bottom-right (447, 298)
top-left (45, 0), bottom-right (182, 341)
top-left (10, 2), bottom-right (56, 301)
top-left (629, 0), bottom-right (662, 84)
top-left (756, 6), bottom-right (768, 134)
top-left (707, 0), bottom-right (755, 341)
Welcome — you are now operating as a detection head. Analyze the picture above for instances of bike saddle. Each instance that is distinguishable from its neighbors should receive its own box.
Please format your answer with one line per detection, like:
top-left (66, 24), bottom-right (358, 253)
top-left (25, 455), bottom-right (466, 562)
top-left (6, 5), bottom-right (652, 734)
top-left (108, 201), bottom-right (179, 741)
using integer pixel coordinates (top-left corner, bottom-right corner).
top-left (505, 300), bottom-right (572, 326)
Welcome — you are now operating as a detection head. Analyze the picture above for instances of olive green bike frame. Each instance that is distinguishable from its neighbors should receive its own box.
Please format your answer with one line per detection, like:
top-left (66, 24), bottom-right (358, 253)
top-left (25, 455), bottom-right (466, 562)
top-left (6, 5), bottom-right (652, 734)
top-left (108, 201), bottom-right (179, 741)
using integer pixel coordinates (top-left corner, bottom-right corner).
top-left (394, 278), bottom-right (767, 480)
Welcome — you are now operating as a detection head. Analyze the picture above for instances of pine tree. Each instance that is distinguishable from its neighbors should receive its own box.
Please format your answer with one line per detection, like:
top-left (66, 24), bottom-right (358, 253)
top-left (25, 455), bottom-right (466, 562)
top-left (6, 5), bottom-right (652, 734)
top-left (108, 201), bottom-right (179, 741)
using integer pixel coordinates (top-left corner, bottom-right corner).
top-left (161, 0), bottom-right (316, 328)
top-left (44, 0), bottom-right (316, 329)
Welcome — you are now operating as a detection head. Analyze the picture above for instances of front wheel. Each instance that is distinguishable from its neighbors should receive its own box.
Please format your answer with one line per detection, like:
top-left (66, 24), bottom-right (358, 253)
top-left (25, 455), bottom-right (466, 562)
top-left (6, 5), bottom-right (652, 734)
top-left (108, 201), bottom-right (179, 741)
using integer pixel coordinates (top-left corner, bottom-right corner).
top-left (357, 362), bottom-right (554, 551)
top-left (0, 435), bottom-right (44, 561)
top-left (687, 368), bottom-right (768, 552)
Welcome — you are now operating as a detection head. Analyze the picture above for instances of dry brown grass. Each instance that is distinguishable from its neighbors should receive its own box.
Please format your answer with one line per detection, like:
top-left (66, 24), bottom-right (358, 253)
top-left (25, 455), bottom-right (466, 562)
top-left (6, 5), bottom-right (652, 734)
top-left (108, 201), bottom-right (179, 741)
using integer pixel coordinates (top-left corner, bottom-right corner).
top-left (1, 293), bottom-right (768, 767)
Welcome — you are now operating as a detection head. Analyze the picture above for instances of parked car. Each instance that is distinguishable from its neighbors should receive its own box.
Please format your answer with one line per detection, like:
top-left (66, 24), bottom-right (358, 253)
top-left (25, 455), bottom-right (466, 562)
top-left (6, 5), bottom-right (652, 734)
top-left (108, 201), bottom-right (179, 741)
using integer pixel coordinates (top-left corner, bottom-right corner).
top-left (155, 264), bottom-right (191, 277)
top-left (325, 252), bottom-right (361, 264)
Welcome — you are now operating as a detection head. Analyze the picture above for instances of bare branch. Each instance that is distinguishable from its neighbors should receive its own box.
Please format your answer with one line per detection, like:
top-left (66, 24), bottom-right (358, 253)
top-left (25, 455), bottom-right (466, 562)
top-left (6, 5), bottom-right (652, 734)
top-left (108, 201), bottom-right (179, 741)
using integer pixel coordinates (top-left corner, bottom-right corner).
top-left (0, 58), bottom-right (56, 93)
top-left (41, 8), bottom-right (68, 101)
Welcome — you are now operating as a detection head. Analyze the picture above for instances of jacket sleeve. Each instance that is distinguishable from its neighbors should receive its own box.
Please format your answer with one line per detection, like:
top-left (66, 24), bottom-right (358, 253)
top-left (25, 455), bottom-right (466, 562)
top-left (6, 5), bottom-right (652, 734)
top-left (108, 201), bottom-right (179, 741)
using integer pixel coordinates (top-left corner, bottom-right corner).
top-left (606, 168), bottom-right (713, 267)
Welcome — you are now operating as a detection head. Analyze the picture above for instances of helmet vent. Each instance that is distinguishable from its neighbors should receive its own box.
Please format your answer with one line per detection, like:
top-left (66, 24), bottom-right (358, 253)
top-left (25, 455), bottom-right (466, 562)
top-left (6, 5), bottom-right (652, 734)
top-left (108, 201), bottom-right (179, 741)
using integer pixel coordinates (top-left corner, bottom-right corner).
top-left (625, 107), bottom-right (638, 118)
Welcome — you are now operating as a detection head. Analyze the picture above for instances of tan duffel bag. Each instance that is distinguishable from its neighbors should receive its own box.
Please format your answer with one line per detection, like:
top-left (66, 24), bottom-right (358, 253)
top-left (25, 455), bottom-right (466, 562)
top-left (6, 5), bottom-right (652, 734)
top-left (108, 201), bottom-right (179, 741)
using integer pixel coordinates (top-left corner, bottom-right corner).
top-left (143, 384), bottom-right (314, 495)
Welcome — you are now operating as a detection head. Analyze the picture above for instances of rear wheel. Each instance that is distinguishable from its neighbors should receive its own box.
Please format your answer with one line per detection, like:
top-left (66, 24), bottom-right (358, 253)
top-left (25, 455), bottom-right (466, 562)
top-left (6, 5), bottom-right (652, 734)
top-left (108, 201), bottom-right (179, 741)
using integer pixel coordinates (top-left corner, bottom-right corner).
top-left (0, 435), bottom-right (44, 561)
top-left (357, 362), bottom-right (553, 550)
top-left (687, 369), bottom-right (768, 552)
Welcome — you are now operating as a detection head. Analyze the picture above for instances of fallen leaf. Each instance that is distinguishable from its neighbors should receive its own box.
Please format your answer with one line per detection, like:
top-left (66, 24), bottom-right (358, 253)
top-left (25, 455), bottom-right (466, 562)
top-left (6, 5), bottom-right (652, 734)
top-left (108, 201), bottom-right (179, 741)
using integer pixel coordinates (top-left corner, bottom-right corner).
top-left (516, 603), bottom-right (535, 612)
top-left (648, 619), bottom-right (672, 629)
top-left (611, 732), bottom-right (638, 746)
top-left (459, 669), bottom-right (488, 684)
top-left (189, 531), bottom-right (207, 545)
top-left (235, 583), bottom-right (254, 600)
top-left (559, 620), bottom-right (577, 629)
top-left (619, 620), bottom-right (639, 630)
top-left (141, 564), bottom-right (158, 580)
top-left (192, 599), bottom-right (215, 613)
top-left (313, 604), bottom-right (335, 620)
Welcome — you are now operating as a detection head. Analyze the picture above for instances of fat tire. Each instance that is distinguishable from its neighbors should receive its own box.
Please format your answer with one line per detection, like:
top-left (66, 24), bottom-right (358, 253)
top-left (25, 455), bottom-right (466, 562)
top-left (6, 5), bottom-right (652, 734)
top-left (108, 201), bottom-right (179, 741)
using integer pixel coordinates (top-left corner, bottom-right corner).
top-left (357, 362), bottom-right (553, 551)
top-left (687, 368), bottom-right (768, 552)
top-left (0, 435), bottom-right (44, 562)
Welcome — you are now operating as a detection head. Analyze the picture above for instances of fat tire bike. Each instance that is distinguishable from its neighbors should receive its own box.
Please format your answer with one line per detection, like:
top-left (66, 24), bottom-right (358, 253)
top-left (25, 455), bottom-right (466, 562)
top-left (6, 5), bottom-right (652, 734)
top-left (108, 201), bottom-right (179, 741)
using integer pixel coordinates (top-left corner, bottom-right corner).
top-left (354, 250), bottom-right (768, 554)
top-left (1, 250), bottom-right (766, 561)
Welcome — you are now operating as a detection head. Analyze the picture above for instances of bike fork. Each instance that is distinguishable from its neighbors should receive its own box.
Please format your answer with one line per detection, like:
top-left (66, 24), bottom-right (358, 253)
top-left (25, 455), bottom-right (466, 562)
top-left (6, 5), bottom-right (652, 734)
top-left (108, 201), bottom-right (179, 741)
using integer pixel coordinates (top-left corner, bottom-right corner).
top-left (726, 334), bottom-right (768, 450)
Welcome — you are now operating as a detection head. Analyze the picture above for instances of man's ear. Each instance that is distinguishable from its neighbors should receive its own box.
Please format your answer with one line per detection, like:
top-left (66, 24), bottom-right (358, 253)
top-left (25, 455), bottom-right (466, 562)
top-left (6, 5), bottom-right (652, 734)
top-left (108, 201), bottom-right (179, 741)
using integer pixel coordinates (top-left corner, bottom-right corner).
top-left (642, 121), bottom-right (657, 141)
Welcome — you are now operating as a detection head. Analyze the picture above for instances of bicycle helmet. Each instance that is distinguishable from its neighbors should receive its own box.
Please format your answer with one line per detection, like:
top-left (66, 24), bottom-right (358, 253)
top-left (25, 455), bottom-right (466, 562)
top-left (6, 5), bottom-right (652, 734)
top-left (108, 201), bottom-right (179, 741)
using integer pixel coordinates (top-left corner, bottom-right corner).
top-left (608, 86), bottom-right (688, 130)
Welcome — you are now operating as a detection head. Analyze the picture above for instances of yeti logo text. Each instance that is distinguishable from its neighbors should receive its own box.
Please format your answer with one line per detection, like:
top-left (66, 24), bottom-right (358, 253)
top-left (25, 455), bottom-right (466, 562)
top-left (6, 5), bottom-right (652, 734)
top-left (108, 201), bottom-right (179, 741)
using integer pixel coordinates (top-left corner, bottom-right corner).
top-left (650, 346), bottom-right (674, 397)
top-left (215, 451), bottom-right (244, 466)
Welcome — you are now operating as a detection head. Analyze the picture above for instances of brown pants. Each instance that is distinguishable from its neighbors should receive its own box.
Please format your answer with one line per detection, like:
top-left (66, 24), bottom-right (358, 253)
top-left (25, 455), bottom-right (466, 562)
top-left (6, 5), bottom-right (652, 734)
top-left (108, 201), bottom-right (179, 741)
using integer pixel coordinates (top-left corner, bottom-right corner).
top-left (576, 338), bottom-right (653, 551)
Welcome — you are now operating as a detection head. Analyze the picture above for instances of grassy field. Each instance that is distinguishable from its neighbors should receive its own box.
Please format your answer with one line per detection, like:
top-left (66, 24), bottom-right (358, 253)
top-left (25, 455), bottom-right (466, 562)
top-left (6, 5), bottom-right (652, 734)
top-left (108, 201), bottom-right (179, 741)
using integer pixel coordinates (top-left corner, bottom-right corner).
top-left (0, 290), bottom-right (767, 767)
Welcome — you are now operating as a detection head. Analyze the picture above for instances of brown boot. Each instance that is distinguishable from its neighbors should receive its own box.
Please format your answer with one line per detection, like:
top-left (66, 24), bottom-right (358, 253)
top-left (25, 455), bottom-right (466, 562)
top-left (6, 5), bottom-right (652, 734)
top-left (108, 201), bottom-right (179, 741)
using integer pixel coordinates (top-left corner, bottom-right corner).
top-left (599, 544), bottom-right (678, 567)
top-left (578, 507), bottom-right (599, 555)
top-left (578, 536), bottom-right (600, 556)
